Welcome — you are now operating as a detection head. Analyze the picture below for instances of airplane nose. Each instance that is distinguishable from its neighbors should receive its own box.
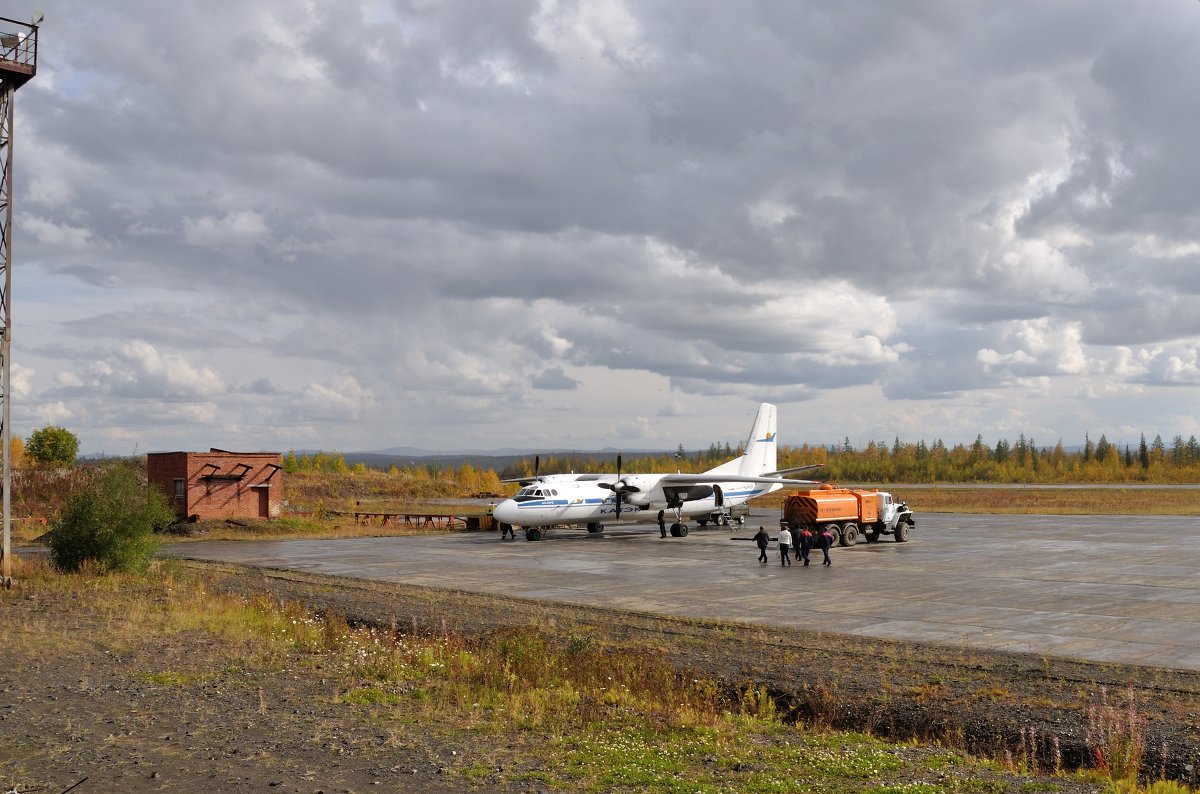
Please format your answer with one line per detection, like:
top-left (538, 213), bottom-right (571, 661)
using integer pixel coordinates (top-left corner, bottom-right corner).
top-left (493, 500), bottom-right (518, 524)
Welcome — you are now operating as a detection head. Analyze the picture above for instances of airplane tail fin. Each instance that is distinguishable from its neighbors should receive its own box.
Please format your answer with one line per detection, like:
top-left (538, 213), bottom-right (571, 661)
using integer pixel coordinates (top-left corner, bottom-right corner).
top-left (705, 403), bottom-right (777, 477)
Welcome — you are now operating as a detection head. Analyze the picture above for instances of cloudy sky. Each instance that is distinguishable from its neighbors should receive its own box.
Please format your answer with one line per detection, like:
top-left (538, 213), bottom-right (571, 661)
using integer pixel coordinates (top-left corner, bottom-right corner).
top-left (5, 0), bottom-right (1200, 455)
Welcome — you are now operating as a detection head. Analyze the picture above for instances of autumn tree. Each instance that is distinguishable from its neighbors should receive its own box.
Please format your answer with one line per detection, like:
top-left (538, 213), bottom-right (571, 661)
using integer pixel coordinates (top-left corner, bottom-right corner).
top-left (26, 425), bottom-right (80, 468)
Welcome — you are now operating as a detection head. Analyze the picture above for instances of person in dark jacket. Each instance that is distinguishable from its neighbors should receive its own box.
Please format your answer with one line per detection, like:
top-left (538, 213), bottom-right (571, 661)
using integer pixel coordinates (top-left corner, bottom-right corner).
top-left (820, 527), bottom-right (834, 566)
top-left (753, 525), bottom-right (770, 563)
top-left (798, 527), bottom-right (813, 566)
top-left (658, 510), bottom-right (667, 538)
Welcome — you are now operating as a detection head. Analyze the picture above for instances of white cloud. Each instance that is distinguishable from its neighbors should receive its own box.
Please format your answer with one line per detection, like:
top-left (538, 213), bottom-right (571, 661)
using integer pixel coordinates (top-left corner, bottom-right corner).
top-left (24, 215), bottom-right (100, 251)
top-left (76, 341), bottom-right (227, 400)
top-left (10, 363), bottom-right (34, 398)
top-left (34, 401), bottom-right (75, 425)
top-left (181, 211), bottom-right (269, 249)
top-left (977, 319), bottom-right (1091, 385)
top-left (303, 375), bottom-right (374, 420)
top-left (1131, 235), bottom-right (1200, 260)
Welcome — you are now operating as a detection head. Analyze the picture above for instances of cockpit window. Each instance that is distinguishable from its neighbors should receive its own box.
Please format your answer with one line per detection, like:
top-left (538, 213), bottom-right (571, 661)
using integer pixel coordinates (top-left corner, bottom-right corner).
top-left (514, 487), bottom-right (558, 502)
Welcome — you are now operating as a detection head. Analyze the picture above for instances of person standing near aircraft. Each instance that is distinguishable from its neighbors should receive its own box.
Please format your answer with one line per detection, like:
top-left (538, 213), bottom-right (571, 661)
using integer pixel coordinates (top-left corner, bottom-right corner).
top-left (797, 526), bottom-right (813, 566)
top-left (820, 527), bottom-right (834, 566)
top-left (658, 510), bottom-right (667, 538)
top-left (778, 524), bottom-right (793, 566)
top-left (753, 526), bottom-right (769, 563)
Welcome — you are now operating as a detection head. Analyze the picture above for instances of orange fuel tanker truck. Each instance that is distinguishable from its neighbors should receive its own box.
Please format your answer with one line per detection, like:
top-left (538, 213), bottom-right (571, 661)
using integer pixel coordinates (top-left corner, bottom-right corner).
top-left (781, 485), bottom-right (914, 546)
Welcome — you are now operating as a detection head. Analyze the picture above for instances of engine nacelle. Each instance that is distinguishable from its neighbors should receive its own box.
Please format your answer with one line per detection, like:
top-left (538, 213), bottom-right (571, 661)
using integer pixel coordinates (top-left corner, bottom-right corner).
top-left (662, 484), bottom-right (715, 507)
top-left (622, 491), bottom-right (652, 507)
top-left (609, 474), bottom-right (649, 507)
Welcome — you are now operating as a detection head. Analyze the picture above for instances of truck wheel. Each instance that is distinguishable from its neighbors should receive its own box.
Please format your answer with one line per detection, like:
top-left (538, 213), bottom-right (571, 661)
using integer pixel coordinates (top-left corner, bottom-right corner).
top-left (825, 524), bottom-right (842, 546)
top-left (893, 522), bottom-right (910, 543)
top-left (735, 516), bottom-right (745, 525)
top-left (864, 529), bottom-right (880, 543)
top-left (841, 523), bottom-right (859, 547)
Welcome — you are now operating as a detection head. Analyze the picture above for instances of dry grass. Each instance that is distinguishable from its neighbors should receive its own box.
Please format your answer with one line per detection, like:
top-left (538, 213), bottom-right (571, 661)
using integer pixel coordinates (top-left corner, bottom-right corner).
top-left (900, 487), bottom-right (1200, 515)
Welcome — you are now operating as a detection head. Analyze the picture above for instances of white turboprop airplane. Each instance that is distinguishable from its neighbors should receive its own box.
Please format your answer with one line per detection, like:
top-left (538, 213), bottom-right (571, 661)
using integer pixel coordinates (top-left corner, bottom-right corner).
top-left (491, 403), bottom-right (823, 541)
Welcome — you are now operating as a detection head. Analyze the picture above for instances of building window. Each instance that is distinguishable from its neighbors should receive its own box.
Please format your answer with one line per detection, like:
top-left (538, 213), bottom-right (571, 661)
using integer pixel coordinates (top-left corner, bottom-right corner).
top-left (174, 479), bottom-right (185, 500)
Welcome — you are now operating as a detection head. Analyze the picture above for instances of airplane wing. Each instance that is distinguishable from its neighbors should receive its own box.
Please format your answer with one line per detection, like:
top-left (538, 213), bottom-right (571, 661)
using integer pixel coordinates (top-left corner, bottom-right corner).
top-left (655, 473), bottom-right (822, 486)
top-left (763, 463), bottom-right (826, 478)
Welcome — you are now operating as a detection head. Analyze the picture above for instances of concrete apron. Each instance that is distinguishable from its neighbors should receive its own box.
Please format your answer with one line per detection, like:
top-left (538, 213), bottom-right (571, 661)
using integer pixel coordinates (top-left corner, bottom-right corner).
top-left (174, 511), bottom-right (1200, 671)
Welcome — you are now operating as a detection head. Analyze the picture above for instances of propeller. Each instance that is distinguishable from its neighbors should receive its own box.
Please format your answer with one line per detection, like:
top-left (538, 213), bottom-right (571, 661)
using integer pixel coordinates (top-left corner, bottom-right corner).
top-left (598, 454), bottom-right (643, 520)
top-left (614, 454), bottom-right (623, 520)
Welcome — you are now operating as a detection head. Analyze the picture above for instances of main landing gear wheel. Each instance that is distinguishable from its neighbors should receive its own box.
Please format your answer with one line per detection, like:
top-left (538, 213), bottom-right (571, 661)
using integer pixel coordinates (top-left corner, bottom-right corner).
top-left (525, 527), bottom-right (543, 541)
top-left (586, 522), bottom-right (604, 533)
top-left (669, 523), bottom-right (688, 537)
top-left (840, 523), bottom-right (859, 547)
top-left (697, 519), bottom-right (709, 527)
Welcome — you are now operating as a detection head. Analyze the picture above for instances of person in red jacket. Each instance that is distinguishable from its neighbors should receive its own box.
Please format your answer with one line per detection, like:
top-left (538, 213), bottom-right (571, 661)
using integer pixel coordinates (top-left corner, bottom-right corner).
top-left (798, 527), bottom-right (813, 566)
top-left (820, 527), bottom-right (834, 567)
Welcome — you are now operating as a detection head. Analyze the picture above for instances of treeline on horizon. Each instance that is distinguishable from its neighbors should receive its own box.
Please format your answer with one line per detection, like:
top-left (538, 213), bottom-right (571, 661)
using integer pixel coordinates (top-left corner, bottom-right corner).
top-left (285, 430), bottom-right (1200, 487)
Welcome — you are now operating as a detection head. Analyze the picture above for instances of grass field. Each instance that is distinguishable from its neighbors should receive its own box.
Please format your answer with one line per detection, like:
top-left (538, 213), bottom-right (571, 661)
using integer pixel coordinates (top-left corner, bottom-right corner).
top-left (896, 487), bottom-right (1200, 515)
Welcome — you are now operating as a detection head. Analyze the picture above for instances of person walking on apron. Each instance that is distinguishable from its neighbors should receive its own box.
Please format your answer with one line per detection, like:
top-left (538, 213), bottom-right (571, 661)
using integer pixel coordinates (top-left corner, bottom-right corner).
top-left (753, 525), bottom-right (770, 563)
top-left (820, 527), bottom-right (834, 566)
top-left (778, 524), bottom-right (793, 566)
top-left (798, 527), bottom-right (813, 566)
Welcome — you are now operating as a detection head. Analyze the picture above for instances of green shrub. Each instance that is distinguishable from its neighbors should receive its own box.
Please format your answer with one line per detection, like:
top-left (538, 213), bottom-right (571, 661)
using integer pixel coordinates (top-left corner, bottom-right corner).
top-left (47, 461), bottom-right (176, 573)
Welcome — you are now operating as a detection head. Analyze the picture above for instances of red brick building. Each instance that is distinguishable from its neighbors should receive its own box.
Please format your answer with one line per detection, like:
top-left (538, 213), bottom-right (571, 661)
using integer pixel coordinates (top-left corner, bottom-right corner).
top-left (147, 449), bottom-right (283, 520)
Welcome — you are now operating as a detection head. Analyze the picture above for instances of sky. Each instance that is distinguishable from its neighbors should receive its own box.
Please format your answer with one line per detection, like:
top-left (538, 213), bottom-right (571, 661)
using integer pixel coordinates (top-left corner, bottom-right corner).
top-left (3, 0), bottom-right (1200, 456)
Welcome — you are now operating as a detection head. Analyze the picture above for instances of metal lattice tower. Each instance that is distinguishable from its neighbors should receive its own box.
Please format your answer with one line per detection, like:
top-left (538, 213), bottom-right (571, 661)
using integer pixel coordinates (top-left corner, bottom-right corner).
top-left (0, 15), bottom-right (39, 586)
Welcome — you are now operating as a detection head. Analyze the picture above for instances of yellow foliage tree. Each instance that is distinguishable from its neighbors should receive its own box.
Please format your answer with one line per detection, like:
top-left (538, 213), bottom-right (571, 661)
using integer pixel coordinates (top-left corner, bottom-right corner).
top-left (9, 435), bottom-right (26, 469)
